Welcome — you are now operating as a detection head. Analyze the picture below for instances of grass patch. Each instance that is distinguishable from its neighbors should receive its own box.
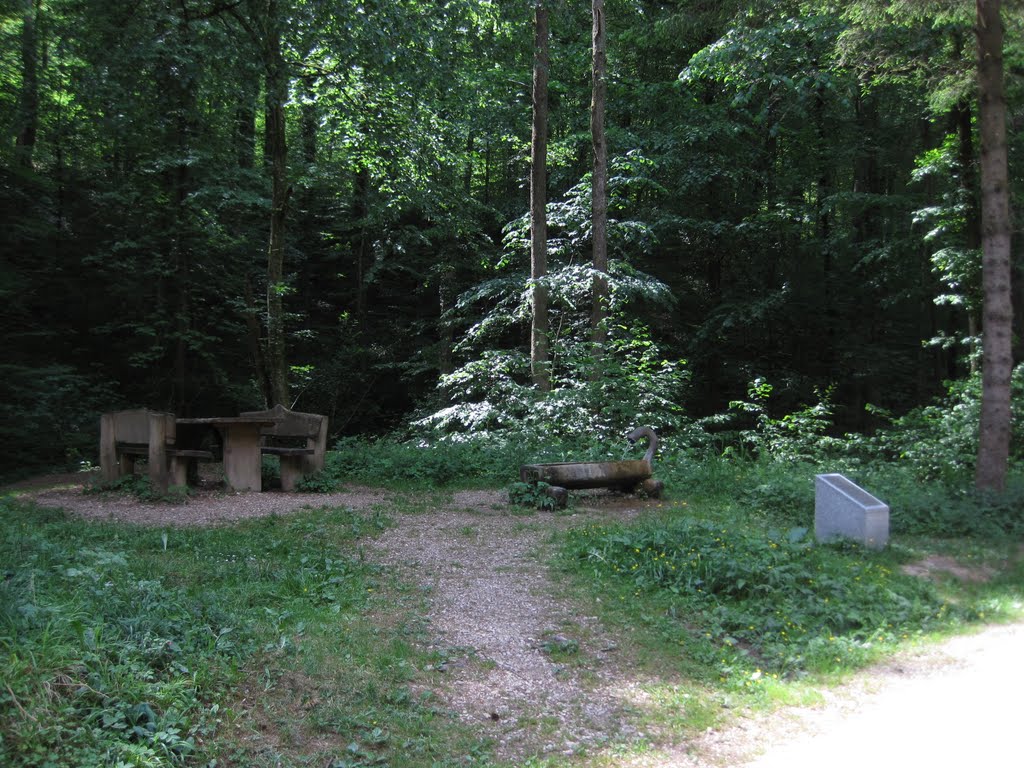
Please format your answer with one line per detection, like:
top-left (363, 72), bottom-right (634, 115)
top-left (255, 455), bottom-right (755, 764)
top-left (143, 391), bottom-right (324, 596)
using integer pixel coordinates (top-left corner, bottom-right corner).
top-left (0, 497), bottom-right (493, 767)
top-left (560, 501), bottom-right (1024, 693)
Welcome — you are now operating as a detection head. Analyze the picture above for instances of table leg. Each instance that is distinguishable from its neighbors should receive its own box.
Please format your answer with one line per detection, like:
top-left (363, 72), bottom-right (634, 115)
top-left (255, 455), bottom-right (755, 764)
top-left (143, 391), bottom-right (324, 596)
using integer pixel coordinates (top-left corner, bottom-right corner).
top-left (219, 424), bottom-right (264, 492)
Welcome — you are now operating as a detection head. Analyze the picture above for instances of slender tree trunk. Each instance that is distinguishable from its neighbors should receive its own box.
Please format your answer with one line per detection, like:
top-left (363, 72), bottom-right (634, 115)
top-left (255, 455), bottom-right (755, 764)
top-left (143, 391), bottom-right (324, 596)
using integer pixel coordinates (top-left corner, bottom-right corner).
top-left (151, 8), bottom-right (200, 414)
top-left (354, 165), bottom-right (371, 320)
top-left (483, 140), bottom-right (491, 205)
top-left (464, 132), bottom-right (474, 194)
top-left (234, 101), bottom-right (256, 169)
top-left (953, 98), bottom-right (983, 373)
top-left (244, 274), bottom-right (272, 406)
top-left (14, 0), bottom-right (39, 169)
top-left (974, 0), bottom-right (1014, 492)
top-left (438, 262), bottom-right (456, 375)
top-left (590, 0), bottom-right (609, 349)
top-left (530, 3), bottom-right (551, 392)
top-left (300, 85), bottom-right (317, 167)
top-left (264, 3), bottom-right (291, 406)
top-left (234, 69), bottom-right (257, 170)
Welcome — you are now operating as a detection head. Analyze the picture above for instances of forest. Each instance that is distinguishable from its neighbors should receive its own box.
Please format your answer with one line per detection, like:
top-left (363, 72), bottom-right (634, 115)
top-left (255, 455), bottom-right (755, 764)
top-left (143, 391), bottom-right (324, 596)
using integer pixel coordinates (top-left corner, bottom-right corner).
top-left (2, 0), bottom-right (1023, 481)
top-left (4, 4), bottom-right (1024, 767)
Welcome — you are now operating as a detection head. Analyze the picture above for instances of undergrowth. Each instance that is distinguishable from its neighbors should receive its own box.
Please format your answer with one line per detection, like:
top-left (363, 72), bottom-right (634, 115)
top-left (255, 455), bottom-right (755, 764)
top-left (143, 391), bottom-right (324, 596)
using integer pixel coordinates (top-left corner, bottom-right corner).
top-left (305, 432), bottom-right (656, 491)
top-left (562, 516), bottom-right (983, 685)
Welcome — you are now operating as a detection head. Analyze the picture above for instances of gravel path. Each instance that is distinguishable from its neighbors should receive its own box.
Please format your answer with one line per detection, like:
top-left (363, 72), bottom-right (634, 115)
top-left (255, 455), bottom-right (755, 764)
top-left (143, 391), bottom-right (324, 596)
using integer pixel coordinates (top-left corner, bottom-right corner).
top-left (367, 491), bottom-right (649, 761)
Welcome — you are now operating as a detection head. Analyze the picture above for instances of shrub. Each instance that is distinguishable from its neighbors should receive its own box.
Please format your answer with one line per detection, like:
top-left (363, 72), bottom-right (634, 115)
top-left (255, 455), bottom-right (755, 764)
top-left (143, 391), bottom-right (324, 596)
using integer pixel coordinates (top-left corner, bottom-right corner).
top-left (507, 481), bottom-right (557, 510)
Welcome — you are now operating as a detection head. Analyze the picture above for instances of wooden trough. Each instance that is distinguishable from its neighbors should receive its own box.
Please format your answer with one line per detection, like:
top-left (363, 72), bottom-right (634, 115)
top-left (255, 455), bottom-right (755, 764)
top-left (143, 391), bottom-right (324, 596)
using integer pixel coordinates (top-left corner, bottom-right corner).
top-left (519, 427), bottom-right (664, 507)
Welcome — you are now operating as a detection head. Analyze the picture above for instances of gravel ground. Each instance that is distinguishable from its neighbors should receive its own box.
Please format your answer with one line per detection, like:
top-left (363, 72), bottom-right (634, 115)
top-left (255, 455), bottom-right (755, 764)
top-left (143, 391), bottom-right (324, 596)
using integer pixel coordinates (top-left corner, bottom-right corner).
top-left (367, 491), bottom-right (653, 761)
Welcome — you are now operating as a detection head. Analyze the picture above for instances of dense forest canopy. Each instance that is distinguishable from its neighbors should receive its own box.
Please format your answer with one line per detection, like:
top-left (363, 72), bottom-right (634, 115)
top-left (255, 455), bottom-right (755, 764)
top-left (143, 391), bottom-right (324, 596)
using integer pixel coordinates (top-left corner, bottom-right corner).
top-left (1, 0), bottom-right (1021, 474)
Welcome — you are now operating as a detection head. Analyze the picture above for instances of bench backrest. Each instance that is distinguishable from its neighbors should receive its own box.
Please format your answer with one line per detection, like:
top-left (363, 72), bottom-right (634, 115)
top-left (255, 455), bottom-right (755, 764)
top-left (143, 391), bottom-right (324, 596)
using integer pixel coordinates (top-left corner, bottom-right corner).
top-left (99, 409), bottom-right (177, 484)
top-left (104, 409), bottom-right (176, 445)
top-left (240, 404), bottom-right (328, 454)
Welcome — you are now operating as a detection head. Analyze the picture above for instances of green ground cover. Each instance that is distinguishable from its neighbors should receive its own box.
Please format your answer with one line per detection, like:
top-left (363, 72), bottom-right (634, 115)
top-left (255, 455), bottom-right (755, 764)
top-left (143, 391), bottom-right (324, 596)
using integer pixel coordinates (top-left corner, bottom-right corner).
top-left (0, 497), bottom-right (489, 768)
top-left (3, 439), bottom-right (1023, 767)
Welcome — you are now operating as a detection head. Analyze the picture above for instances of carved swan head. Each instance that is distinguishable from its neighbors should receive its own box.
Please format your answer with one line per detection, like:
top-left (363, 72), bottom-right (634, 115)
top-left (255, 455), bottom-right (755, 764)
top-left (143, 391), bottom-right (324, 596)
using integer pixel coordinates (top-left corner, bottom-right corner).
top-left (626, 426), bottom-right (658, 465)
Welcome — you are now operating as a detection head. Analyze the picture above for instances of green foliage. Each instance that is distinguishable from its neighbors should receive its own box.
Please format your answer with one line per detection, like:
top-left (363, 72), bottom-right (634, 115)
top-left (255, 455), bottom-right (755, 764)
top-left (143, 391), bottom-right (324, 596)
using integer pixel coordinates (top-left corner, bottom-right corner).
top-left (0, 498), bottom-right (408, 767)
top-left (418, 318), bottom-right (690, 446)
top-left (563, 516), bottom-right (972, 679)
top-left (294, 469), bottom-right (341, 493)
top-left (911, 134), bottom-right (981, 356)
top-left (864, 469), bottom-right (1024, 539)
top-left (507, 481), bottom-right (556, 511)
top-left (318, 435), bottom-right (542, 488)
top-left (667, 365), bottom-right (1024, 541)
top-left (719, 378), bottom-right (840, 462)
top-left (0, 365), bottom-right (121, 481)
top-left (701, 364), bottom-right (1023, 485)
top-left (863, 364), bottom-right (1024, 482)
top-left (0, 500), bottom-right (247, 766)
top-left (501, 152), bottom-right (666, 269)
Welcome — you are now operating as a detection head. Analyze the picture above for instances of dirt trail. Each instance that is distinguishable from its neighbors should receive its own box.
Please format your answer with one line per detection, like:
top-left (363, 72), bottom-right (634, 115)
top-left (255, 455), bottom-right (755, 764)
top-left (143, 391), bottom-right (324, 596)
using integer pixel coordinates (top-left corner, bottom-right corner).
top-left (737, 622), bottom-right (1024, 768)
top-left (367, 491), bottom-right (651, 762)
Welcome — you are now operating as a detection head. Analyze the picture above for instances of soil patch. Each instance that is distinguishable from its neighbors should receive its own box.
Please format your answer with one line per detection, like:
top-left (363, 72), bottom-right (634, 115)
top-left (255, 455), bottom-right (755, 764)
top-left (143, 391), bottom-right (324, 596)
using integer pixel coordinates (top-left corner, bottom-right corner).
top-left (900, 554), bottom-right (996, 583)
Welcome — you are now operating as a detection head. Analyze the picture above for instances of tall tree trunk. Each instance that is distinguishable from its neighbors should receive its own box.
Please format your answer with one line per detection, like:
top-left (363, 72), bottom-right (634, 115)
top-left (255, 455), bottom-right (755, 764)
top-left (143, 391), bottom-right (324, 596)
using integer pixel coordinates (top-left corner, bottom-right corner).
top-left (300, 88), bottom-right (317, 166)
top-left (234, 72), bottom-right (257, 170)
top-left (244, 274), bottom-right (272, 406)
top-left (438, 262), bottom-right (456, 375)
top-left (264, 3), bottom-right (291, 406)
top-left (814, 83), bottom-right (837, 381)
top-left (14, 0), bottom-right (40, 169)
top-left (354, 164), bottom-right (371, 320)
top-left (955, 102), bottom-right (983, 373)
top-left (530, 3), bottom-right (551, 392)
top-left (483, 140), bottom-right (491, 205)
top-left (590, 0), bottom-right (609, 349)
top-left (974, 0), bottom-right (1014, 492)
top-left (464, 132), bottom-right (474, 194)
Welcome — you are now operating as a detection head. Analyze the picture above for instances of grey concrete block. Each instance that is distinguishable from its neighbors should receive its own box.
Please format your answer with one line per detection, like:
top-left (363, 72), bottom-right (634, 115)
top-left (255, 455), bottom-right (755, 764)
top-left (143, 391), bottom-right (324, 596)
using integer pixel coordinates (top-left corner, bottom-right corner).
top-left (815, 473), bottom-right (889, 550)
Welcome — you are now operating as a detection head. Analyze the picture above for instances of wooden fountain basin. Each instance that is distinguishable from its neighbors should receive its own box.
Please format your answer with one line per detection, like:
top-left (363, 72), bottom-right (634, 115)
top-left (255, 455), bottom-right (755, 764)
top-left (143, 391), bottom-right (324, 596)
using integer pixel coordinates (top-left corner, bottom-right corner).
top-left (517, 427), bottom-right (664, 507)
top-left (519, 459), bottom-right (652, 489)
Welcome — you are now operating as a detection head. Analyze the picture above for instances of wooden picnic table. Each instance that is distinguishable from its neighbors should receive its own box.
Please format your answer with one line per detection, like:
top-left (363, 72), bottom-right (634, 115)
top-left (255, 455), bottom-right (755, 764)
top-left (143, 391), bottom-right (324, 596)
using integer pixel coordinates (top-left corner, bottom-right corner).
top-left (176, 416), bottom-right (281, 492)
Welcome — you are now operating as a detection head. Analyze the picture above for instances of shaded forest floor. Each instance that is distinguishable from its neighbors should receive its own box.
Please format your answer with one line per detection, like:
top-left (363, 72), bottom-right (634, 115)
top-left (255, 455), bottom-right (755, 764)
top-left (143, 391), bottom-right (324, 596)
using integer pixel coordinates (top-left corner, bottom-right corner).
top-left (10, 471), bottom-right (1022, 767)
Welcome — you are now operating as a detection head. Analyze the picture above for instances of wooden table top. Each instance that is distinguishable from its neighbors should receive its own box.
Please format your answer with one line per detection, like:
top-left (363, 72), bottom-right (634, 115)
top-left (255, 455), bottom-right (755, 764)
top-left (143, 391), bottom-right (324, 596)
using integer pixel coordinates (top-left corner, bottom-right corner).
top-left (176, 416), bottom-right (282, 426)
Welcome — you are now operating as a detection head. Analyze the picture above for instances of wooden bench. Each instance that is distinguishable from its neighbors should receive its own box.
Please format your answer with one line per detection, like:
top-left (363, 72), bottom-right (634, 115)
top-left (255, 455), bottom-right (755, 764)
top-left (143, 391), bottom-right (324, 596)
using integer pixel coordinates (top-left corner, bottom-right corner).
top-left (239, 404), bottom-right (328, 491)
top-left (99, 409), bottom-right (215, 492)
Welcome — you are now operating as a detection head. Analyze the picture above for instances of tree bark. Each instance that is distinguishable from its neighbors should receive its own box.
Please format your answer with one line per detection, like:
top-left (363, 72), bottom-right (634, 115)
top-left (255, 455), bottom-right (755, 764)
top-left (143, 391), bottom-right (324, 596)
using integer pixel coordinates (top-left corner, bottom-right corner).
top-left (264, 1), bottom-right (291, 407)
top-left (244, 274), bottom-right (272, 406)
top-left (974, 0), bottom-right (1014, 492)
top-left (438, 262), bottom-right (456, 375)
top-left (354, 164), bottom-right (371, 320)
top-left (590, 0), bottom-right (609, 349)
top-left (530, 3), bottom-right (551, 392)
top-left (14, 0), bottom-right (40, 169)
top-left (234, 72), bottom-right (257, 170)
top-left (954, 96), bottom-right (982, 373)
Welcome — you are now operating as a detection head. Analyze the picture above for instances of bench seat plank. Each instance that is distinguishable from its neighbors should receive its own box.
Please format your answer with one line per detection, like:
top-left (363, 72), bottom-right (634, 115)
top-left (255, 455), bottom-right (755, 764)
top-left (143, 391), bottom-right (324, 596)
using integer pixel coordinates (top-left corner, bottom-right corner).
top-left (116, 443), bottom-right (150, 455)
top-left (171, 449), bottom-right (216, 460)
top-left (260, 446), bottom-right (315, 456)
